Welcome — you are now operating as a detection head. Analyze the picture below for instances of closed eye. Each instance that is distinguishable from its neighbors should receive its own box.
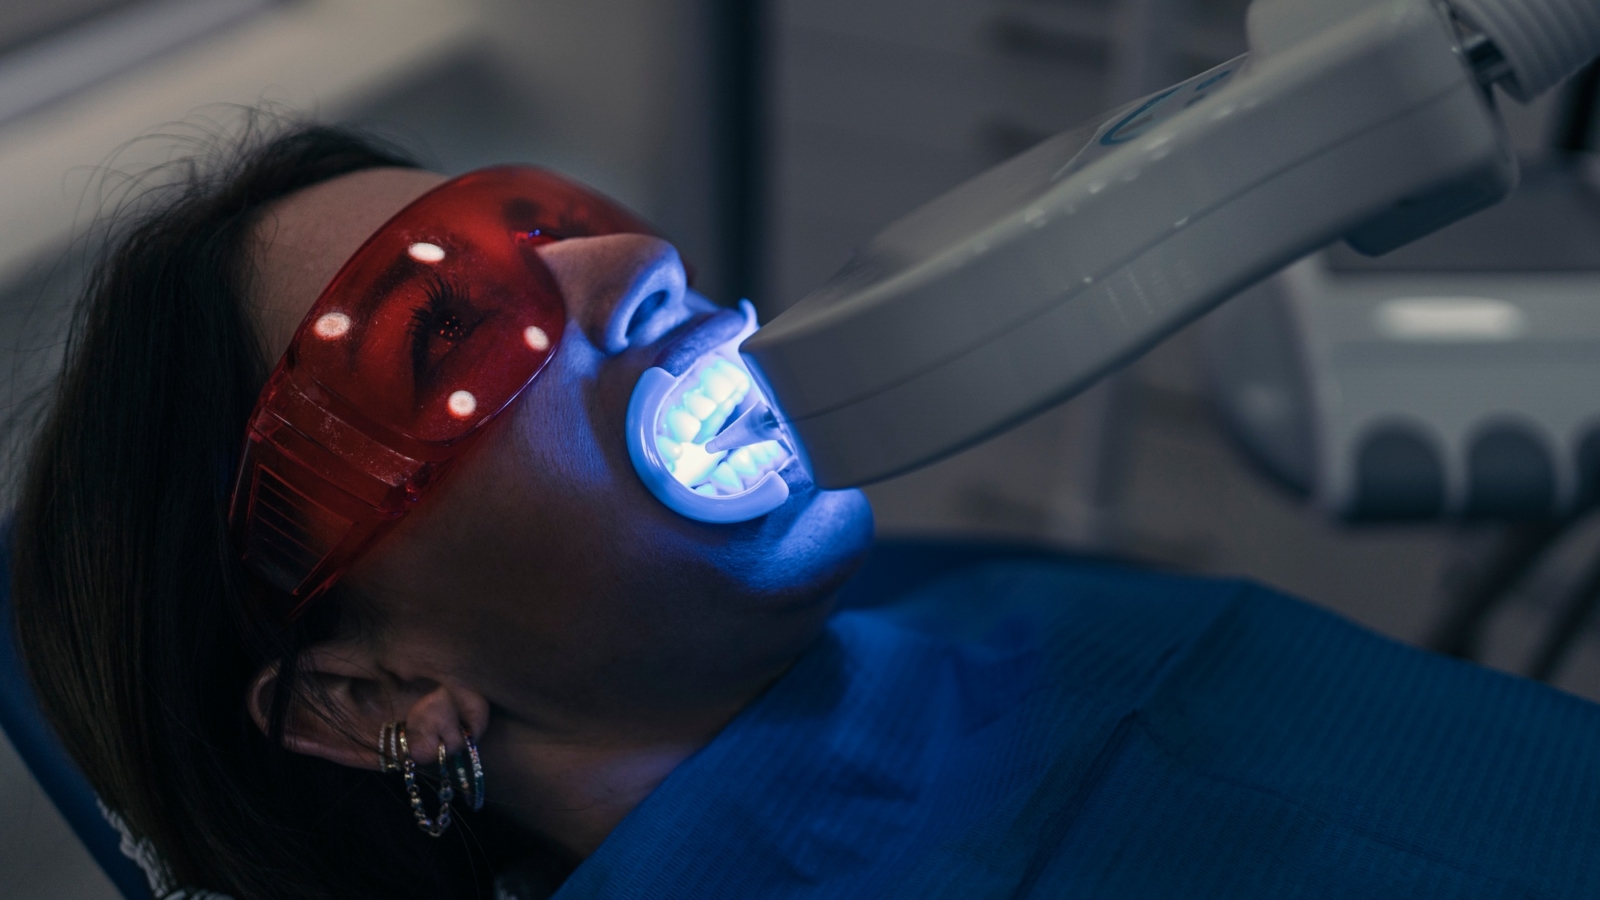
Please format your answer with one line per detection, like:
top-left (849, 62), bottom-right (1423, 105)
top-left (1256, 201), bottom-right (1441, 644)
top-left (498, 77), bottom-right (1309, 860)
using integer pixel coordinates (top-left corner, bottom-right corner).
top-left (408, 275), bottom-right (480, 386)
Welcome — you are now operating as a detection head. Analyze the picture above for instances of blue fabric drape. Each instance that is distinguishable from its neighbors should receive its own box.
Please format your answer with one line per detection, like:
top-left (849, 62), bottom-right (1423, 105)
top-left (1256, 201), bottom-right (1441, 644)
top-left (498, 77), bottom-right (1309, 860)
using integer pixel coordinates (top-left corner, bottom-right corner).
top-left (551, 561), bottom-right (1600, 899)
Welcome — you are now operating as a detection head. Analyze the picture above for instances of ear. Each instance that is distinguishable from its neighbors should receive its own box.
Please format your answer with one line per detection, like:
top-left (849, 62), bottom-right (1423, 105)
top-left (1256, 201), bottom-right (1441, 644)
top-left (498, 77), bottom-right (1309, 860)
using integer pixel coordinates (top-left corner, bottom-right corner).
top-left (246, 644), bottom-right (491, 770)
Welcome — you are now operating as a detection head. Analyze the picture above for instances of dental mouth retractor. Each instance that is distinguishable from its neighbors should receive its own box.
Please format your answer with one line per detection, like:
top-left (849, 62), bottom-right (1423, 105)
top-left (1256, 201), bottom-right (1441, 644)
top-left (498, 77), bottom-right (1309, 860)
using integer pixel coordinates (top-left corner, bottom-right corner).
top-left (627, 301), bottom-right (794, 523)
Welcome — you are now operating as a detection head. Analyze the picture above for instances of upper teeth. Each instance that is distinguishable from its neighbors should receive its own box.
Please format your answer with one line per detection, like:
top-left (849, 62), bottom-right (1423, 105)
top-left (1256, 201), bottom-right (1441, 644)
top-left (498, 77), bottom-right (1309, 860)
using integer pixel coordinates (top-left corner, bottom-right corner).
top-left (654, 356), bottom-right (789, 495)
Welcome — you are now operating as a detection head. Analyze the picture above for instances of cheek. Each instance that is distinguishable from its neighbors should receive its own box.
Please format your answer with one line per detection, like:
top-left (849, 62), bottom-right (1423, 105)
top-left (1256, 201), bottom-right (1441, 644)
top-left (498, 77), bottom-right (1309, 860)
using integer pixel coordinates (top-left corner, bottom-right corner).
top-left (493, 339), bottom-right (647, 516)
top-left (512, 372), bottom-right (608, 492)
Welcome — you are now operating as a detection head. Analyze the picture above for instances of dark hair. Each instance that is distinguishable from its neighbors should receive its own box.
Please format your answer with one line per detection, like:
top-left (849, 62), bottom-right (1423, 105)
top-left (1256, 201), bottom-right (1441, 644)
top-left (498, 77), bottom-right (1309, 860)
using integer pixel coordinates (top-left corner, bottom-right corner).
top-left (10, 120), bottom-right (533, 898)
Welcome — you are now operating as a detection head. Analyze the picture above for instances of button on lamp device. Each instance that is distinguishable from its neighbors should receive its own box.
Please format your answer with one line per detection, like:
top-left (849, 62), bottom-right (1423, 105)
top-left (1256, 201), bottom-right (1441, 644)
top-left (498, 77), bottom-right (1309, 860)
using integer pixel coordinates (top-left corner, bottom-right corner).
top-left (741, 0), bottom-right (1600, 489)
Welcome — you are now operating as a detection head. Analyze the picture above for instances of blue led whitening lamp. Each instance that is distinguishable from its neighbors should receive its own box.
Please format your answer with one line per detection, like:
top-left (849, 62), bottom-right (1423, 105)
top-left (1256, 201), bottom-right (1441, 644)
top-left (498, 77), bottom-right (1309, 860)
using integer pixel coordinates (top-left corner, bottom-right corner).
top-left (742, 0), bottom-right (1600, 489)
top-left (627, 301), bottom-right (794, 523)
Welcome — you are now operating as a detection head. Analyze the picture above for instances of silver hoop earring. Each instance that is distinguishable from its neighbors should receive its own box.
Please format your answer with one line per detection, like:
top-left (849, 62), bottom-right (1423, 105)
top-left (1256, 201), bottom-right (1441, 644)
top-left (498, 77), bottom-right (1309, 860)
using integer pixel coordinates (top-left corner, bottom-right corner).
top-left (377, 721), bottom-right (404, 772)
top-left (451, 727), bottom-right (485, 811)
top-left (396, 724), bottom-right (454, 837)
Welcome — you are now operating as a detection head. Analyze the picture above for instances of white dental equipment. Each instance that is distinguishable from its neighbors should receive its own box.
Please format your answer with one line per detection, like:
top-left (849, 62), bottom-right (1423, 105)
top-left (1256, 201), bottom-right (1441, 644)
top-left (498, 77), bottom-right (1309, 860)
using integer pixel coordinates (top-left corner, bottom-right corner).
top-left (1204, 161), bottom-right (1600, 522)
top-left (741, 0), bottom-right (1600, 489)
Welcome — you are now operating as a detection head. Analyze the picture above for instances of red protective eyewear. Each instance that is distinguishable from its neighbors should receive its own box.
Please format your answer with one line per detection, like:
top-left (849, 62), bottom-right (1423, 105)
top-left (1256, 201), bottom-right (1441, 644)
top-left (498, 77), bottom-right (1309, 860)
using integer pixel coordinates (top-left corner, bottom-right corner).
top-left (228, 166), bottom-right (653, 618)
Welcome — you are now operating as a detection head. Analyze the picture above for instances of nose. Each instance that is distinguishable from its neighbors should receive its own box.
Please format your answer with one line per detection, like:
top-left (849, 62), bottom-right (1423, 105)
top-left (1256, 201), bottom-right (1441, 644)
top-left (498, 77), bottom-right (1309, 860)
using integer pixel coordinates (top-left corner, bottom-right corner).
top-left (535, 234), bottom-right (688, 354)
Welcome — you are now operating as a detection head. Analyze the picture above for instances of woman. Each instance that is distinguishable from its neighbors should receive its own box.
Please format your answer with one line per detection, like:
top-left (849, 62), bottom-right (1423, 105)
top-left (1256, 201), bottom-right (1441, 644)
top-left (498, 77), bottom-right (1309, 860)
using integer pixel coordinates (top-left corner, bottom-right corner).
top-left (11, 122), bottom-right (868, 897)
top-left (10, 122), bottom-right (1600, 900)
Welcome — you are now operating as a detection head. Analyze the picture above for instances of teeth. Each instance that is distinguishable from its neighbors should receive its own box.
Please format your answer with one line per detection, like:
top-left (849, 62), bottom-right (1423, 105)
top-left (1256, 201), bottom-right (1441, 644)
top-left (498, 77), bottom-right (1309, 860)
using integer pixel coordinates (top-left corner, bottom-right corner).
top-left (683, 391), bottom-right (718, 420)
top-left (694, 407), bottom-right (736, 444)
top-left (703, 370), bottom-right (736, 403)
top-left (710, 463), bottom-right (742, 491)
top-left (671, 441), bottom-right (726, 486)
top-left (656, 354), bottom-right (792, 495)
top-left (728, 447), bottom-right (759, 477)
top-left (667, 409), bottom-right (701, 443)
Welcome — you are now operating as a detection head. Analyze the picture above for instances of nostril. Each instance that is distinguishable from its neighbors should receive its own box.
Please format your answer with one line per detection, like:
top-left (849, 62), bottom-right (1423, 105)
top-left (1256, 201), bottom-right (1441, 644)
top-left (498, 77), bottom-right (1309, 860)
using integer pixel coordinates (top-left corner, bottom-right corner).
top-left (625, 291), bottom-right (670, 344)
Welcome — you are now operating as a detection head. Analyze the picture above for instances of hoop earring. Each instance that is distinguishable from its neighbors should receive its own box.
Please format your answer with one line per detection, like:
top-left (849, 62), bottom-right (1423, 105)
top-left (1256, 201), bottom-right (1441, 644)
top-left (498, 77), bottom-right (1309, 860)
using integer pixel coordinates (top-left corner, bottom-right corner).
top-left (377, 722), bottom-right (404, 772)
top-left (451, 727), bottom-right (485, 811)
top-left (396, 724), bottom-right (454, 837)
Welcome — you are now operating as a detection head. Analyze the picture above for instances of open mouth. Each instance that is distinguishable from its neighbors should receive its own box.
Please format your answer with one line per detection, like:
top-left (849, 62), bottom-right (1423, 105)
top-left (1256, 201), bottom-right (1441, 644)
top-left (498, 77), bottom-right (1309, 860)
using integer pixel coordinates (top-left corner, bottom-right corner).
top-left (626, 301), bottom-right (798, 522)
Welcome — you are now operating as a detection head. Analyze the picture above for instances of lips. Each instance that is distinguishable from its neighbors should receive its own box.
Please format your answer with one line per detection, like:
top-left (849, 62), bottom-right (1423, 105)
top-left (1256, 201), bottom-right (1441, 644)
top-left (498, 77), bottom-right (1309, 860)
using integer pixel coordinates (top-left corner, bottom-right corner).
top-left (651, 307), bottom-right (749, 377)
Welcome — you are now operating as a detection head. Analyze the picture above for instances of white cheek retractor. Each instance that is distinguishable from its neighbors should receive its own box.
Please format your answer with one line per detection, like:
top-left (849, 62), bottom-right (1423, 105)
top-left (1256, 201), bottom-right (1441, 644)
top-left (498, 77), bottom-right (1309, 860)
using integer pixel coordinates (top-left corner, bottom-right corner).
top-left (627, 300), bottom-right (795, 523)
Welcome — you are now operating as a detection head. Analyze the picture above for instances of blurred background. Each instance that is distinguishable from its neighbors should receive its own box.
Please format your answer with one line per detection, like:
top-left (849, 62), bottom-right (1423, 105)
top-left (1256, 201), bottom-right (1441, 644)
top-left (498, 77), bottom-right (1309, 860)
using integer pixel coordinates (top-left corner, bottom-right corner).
top-left (1, 0), bottom-right (1599, 896)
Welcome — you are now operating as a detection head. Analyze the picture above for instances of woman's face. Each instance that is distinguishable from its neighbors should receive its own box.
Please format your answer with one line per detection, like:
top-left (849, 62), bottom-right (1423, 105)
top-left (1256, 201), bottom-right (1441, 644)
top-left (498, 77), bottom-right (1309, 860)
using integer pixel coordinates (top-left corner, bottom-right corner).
top-left (249, 168), bottom-right (873, 727)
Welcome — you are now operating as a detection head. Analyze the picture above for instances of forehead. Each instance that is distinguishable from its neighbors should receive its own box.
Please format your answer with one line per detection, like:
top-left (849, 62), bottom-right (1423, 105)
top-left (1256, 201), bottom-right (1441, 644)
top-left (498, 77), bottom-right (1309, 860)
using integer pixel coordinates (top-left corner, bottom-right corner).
top-left (248, 167), bottom-right (450, 359)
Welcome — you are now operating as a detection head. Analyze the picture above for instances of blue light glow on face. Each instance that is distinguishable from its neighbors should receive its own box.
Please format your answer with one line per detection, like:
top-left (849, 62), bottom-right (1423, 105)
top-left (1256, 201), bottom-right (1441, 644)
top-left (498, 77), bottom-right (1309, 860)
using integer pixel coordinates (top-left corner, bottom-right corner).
top-left (626, 301), bottom-right (798, 523)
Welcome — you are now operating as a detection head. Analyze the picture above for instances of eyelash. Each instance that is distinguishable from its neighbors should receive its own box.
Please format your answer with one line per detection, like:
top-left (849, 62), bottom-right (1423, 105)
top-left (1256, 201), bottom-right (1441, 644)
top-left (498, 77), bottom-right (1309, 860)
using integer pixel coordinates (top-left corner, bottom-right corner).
top-left (408, 276), bottom-right (471, 339)
top-left (407, 276), bottom-right (474, 381)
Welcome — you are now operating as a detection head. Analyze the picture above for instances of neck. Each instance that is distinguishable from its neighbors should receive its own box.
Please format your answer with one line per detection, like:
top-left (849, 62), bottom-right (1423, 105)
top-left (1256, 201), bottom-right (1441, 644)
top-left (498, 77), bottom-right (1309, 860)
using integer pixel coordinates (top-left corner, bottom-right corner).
top-left (480, 703), bottom-right (748, 858)
top-left (468, 589), bottom-right (842, 858)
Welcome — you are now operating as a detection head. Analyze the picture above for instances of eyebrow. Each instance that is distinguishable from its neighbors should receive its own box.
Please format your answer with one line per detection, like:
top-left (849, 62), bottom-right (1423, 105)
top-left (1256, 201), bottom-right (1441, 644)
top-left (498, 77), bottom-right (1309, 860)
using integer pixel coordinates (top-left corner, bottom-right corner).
top-left (349, 253), bottom-right (413, 326)
top-left (329, 253), bottom-right (416, 372)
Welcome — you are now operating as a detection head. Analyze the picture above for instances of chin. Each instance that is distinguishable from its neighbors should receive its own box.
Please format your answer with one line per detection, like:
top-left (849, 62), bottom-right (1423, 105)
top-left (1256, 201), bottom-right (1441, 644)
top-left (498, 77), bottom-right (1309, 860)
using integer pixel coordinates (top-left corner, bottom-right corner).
top-left (732, 484), bottom-right (874, 605)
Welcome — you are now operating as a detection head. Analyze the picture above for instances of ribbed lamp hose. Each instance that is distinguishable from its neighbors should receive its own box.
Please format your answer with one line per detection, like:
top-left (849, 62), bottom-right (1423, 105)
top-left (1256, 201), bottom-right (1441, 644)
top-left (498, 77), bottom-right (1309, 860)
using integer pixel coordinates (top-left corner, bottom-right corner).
top-left (1450, 0), bottom-right (1600, 100)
